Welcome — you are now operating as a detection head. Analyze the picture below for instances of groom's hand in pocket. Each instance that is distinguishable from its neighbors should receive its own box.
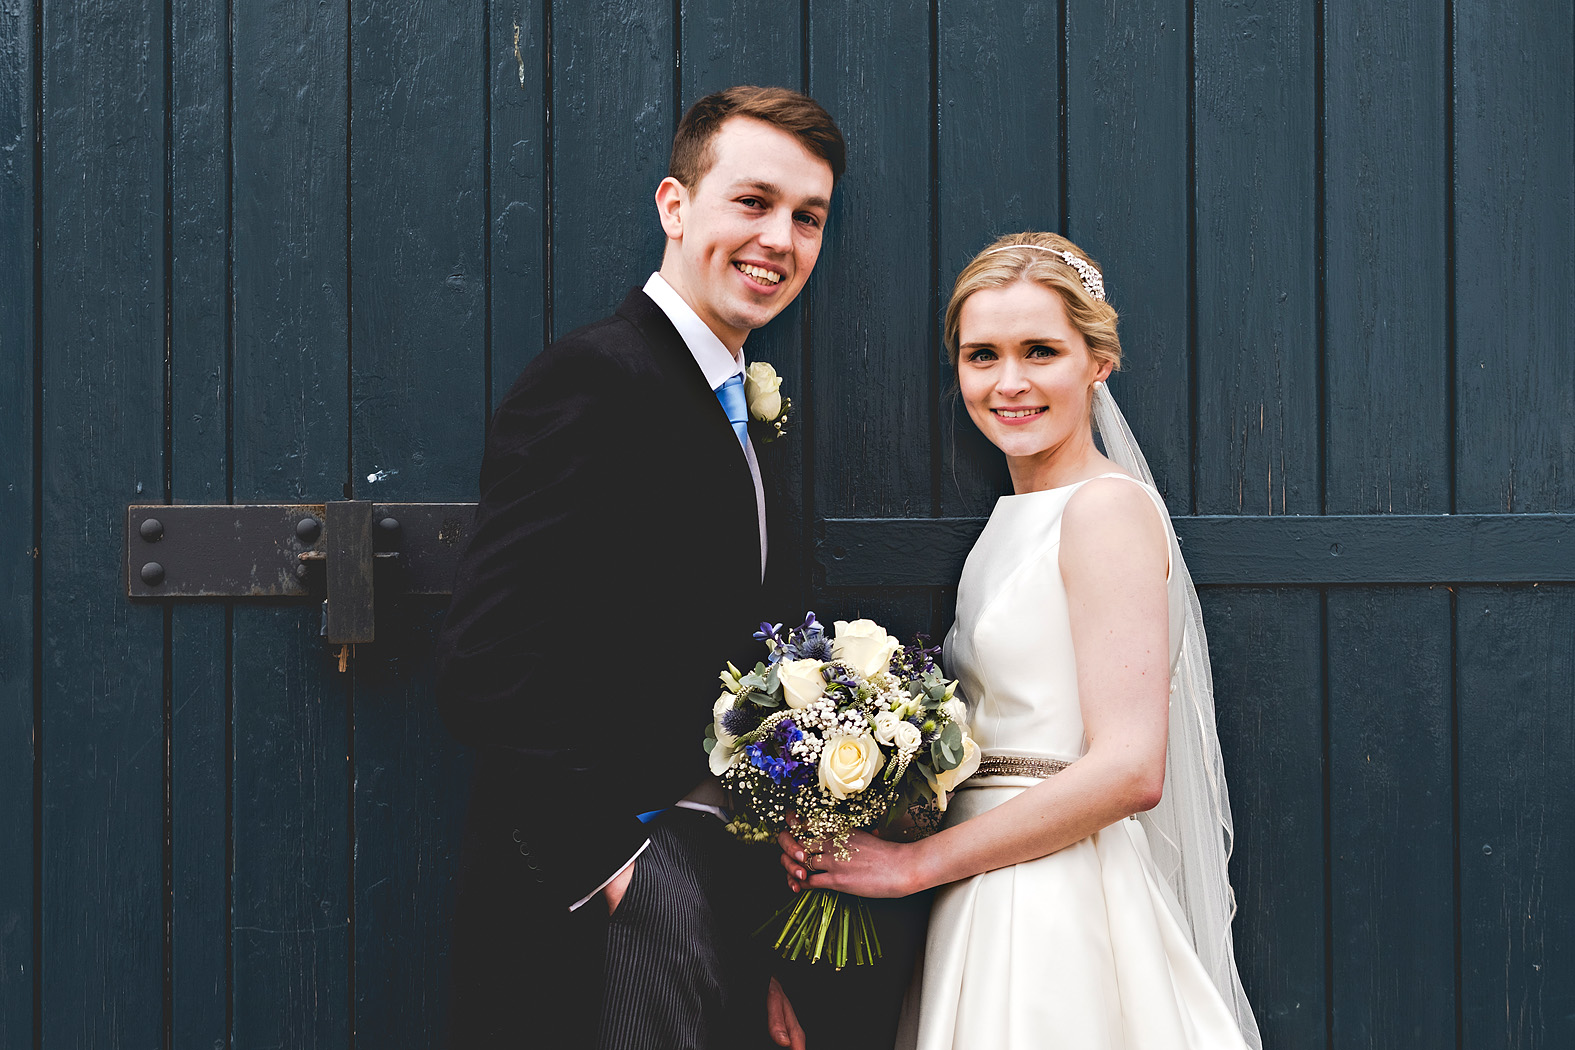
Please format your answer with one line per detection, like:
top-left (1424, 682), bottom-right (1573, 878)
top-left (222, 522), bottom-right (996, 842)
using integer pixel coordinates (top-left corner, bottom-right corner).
top-left (603, 858), bottom-right (636, 916)
top-left (766, 976), bottom-right (806, 1049)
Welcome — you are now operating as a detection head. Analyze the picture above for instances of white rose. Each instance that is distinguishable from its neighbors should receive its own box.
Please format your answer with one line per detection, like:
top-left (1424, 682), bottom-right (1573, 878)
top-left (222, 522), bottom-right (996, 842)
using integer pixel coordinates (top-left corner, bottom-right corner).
top-left (713, 692), bottom-right (739, 744)
top-left (778, 659), bottom-right (827, 709)
top-left (872, 709), bottom-right (901, 745)
top-left (709, 692), bottom-right (743, 774)
top-left (924, 734), bottom-right (981, 811)
top-left (817, 732), bottom-right (886, 800)
top-left (891, 719), bottom-right (922, 754)
top-left (940, 698), bottom-right (968, 725)
top-left (709, 736), bottom-right (740, 775)
top-left (744, 361), bottom-right (784, 421)
top-left (831, 619), bottom-right (902, 679)
top-left (933, 735), bottom-right (981, 794)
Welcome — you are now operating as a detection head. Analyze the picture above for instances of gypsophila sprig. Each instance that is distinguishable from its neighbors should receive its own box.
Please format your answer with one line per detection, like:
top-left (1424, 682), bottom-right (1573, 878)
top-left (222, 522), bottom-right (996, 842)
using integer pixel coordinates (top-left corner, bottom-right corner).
top-left (703, 613), bottom-right (979, 967)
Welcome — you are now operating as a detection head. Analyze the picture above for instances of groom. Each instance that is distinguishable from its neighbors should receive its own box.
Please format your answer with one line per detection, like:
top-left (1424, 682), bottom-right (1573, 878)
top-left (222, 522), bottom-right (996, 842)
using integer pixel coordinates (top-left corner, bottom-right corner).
top-left (435, 86), bottom-right (844, 1049)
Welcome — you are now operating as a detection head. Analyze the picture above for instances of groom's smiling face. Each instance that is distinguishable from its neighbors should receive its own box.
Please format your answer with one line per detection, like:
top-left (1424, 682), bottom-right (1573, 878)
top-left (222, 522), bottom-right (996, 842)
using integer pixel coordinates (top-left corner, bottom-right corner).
top-left (655, 116), bottom-right (835, 353)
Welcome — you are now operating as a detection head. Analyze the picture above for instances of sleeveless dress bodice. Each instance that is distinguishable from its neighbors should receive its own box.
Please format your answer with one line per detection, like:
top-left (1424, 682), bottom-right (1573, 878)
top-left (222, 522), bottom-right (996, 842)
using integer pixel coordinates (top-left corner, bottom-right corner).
top-left (943, 477), bottom-right (1186, 766)
top-left (902, 474), bottom-right (1250, 1050)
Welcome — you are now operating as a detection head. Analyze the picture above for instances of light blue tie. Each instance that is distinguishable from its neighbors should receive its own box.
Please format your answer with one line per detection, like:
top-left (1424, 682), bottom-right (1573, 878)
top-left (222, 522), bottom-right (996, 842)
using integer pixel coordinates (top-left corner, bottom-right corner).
top-left (716, 373), bottom-right (749, 449)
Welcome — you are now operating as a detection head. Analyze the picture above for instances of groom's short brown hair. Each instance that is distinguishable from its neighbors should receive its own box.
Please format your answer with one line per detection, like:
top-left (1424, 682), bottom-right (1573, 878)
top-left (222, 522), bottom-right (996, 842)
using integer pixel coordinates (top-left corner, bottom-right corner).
top-left (669, 85), bottom-right (846, 189)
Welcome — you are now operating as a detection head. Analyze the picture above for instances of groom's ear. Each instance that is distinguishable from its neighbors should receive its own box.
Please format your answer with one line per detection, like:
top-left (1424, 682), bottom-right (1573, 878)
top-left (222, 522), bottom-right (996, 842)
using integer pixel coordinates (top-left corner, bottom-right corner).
top-left (655, 177), bottom-right (688, 241)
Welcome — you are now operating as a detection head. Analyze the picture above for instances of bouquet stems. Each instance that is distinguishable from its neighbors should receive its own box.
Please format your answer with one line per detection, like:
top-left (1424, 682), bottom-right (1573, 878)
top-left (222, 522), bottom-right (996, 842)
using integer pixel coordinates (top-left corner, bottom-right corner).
top-left (759, 889), bottom-right (880, 969)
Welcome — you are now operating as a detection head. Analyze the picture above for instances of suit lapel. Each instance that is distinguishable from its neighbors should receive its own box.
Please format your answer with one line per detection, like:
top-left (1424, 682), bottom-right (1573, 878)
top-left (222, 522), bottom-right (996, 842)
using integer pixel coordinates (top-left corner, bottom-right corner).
top-left (616, 290), bottom-right (763, 578)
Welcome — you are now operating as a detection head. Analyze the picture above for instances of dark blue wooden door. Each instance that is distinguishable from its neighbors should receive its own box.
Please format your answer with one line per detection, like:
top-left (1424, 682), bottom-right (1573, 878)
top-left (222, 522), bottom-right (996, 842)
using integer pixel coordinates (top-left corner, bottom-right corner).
top-left (3, 2), bottom-right (1571, 1048)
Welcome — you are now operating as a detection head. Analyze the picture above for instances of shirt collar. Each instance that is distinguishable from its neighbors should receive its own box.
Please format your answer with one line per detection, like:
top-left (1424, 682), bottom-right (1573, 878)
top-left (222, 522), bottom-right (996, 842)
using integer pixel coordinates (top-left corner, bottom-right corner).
top-left (643, 272), bottom-right (745, 390)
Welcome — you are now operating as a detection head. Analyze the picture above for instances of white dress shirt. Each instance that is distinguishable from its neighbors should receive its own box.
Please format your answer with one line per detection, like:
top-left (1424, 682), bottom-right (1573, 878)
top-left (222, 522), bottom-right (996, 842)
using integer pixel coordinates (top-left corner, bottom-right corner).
top-left (568, 273), bottom-right (771, 911)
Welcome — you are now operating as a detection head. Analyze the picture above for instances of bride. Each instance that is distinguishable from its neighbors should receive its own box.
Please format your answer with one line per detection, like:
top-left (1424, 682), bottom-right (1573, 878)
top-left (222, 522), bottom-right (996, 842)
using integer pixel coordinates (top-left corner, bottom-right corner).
top-left (780, 233), bottom-right (1261, 1048)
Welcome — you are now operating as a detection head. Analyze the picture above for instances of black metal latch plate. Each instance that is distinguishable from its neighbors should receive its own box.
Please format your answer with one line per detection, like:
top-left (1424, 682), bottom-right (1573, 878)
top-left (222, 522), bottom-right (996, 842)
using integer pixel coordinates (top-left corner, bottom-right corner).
top-left (126, 502), bottom-right (475, 601)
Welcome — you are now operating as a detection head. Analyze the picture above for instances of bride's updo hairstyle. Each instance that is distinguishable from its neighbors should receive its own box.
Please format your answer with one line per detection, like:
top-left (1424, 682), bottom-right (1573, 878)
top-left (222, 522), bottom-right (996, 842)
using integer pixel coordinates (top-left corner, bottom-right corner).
top-left (943, 232), bottom-right (1121, 373)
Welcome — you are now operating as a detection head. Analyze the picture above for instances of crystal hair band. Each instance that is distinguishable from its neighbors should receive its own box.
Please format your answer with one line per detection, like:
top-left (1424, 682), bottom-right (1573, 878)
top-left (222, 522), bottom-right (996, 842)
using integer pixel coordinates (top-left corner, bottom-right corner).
top-left (984, 243), bottom-right (1106, 302)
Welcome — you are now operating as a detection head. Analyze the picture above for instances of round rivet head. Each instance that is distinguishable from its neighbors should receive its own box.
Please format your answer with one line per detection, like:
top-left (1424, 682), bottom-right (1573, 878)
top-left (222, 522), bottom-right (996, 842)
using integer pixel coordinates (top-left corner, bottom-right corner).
top-left (140, 562), bottom-right (166, 586)
top-left (378, 517), bottom-right (400, 534)
top-left (139, 517), bottom-right (163, 542)
top-left (296, 517), bottom-right (321, 544)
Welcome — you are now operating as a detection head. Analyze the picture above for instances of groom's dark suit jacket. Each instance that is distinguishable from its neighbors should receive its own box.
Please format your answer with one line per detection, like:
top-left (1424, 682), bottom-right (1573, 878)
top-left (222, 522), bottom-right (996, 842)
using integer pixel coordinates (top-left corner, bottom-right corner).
top-left (435, 288), bottom-right (783, 1045)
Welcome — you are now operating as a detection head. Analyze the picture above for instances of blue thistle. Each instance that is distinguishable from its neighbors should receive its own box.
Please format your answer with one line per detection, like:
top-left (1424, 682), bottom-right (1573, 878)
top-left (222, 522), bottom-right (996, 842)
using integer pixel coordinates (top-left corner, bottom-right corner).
top-left (721, 705), bottom-right (761, 738)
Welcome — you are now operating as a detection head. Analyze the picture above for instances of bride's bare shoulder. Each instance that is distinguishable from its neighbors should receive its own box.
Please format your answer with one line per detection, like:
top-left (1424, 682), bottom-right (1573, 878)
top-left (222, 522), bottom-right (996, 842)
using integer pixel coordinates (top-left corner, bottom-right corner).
top-left (1060, 474), bottom-right (1167, 569)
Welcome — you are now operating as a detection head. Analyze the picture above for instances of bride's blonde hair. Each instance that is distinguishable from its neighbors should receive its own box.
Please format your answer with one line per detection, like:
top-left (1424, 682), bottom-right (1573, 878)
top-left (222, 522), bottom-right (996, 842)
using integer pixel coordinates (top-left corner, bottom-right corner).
top-left (943, 232), bottom-right (1122, 371)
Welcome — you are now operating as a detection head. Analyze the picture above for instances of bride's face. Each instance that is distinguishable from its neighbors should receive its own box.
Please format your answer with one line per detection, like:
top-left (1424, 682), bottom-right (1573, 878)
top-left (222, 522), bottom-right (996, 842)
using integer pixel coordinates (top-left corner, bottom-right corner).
top-left (956, 280), bottom-right (1112, 471)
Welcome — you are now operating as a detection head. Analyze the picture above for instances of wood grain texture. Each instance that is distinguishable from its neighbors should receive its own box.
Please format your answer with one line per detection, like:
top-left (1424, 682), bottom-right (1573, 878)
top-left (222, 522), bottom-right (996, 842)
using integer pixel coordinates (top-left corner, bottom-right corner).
top-left (349, 2), bottom-right (485, 1041)
top-left (936, 0), bottom-right (1059, 516)
top-left (818, 513), bottom-right (1575, 587)
top-left (808, 0), bottom-right (932, 518)
top-left (550, 0), bottom-right (674, 338)
top-left (1454, 6), bottom-right (1575, 1044)
top-left (1453, 0), bottom-right (1574, 516)
top-left (1193, 0), bottom-right (1319, 515)
top-left (168, 0), bottom-right (231, 1043)
top-left (680, 2), bottom-right (811, 614)
top-left (1323, 0), bottom-right (1447, 516)
top-left (230, 610), bottom-right (350, 1050)
top-left (230, 0), bottom-right (350, 1043)
top-left (489, 0), bottom-right (548, 405)
top-left (1327, 588), bottom-right (1455, 1047)
top-left (1204, 587), bottom-right (1326, 1050)
top-left (1321, 5), bottom-right (1455, 1042)
top-left (0, 0), bottom-right (34, 1041)
top-left (1067, 0), bottom-right (1191, 513)
top-left (39, 0), bottom-right (167, 1045)
top-left (1457, 585), bottom-right (1575, 1050)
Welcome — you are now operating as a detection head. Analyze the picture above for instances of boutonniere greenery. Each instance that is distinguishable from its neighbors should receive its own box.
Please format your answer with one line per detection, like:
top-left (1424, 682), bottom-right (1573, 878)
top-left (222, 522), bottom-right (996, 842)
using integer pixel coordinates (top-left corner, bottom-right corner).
top-left (745, 361), bottom-right (791, 443)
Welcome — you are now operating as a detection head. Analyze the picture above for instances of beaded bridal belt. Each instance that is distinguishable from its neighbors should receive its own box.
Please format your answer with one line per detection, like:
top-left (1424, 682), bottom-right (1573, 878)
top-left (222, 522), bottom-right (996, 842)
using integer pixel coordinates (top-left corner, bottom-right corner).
top-left (973, 753), bottom-right (1072, 780)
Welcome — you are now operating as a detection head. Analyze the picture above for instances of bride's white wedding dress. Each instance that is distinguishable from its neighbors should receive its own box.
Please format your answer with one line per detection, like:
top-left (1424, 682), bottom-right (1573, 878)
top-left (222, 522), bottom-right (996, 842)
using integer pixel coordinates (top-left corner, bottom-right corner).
top-left (903, 473), bottom-right (1251, 1050)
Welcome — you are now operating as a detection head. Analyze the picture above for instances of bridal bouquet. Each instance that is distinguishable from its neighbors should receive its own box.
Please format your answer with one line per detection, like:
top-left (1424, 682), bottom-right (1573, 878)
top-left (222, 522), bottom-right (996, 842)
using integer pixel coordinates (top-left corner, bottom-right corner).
top-left (704, 613), bottom-right (979, 967)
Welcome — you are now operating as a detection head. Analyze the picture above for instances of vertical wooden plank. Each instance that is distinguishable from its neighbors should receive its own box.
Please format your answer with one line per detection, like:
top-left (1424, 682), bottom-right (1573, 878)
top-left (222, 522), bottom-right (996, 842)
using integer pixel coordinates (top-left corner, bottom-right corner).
top-left (168, 0), bottom-right (231, 1043)
top-left (230, 0), bottom-right (350, 1042)
top-left (1065, 0), bottom-right (1191, 514)
top-left (681, 4), bottom-right (810, 615)
top-left (1193, 0), bottom-right (1319, 516)
top-left (936, 0), bottom-right (1059, 517)
top-left (551, 0), bottom-right (674, 338)
top-left (38, 0), bottom-right (166, 1045)
top-left (1206, 588), bottom-right (1326, 1050)
top-left (0, 0), bottom-right (36, 1042)
top-left (1324, 1), bottom-right (1448, 517)
top-left (349, 1), bottom-right (485, 1043)
top-left (1457, 586), bottom-right (1575, 1050)
top-left (489, 0), bottom-right (547, 404)
top-left (1192, 7), bottom-right (1322, 1031)
top-left (808, 0), bottom-right (931, 522)
top-left (1326, 588), bottom-right (1454, 1048)
top-left (1453, 2), bottom-right (1575, 516)
top-left (1456, 6), bottom-right (1575, 1046)
top-left (1321, 4), bottom-right (1454, 1046)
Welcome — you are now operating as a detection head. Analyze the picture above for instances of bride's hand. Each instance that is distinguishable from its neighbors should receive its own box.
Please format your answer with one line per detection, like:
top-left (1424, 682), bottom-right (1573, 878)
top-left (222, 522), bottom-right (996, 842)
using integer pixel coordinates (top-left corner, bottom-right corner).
top-left (777, 828), bottom-right (919, 898)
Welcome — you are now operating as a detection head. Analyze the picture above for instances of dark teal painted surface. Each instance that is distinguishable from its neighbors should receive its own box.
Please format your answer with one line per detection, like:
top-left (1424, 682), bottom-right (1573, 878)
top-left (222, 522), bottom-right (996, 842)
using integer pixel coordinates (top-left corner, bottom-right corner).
top-left (3, 1), bottom-right (1572, 1046)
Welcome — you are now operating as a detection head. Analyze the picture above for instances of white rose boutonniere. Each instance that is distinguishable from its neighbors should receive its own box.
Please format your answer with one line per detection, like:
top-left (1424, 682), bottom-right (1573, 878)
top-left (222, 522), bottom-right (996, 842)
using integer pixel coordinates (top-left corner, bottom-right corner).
top-left (744, 361), bottom-right (791, 442)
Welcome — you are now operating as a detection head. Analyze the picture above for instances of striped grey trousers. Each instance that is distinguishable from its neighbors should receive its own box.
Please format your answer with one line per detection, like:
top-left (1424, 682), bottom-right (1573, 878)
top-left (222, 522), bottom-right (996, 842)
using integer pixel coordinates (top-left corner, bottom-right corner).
top-left (597, 808), bottom-right (774, 1050)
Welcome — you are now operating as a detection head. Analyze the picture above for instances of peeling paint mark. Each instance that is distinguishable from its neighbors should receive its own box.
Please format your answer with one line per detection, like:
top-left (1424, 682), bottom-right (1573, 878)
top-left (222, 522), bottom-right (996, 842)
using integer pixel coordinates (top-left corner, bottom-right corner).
top-left (513, 22), bottom-right (525, 88)
top-left (366, 468), bottom-right (398, 484)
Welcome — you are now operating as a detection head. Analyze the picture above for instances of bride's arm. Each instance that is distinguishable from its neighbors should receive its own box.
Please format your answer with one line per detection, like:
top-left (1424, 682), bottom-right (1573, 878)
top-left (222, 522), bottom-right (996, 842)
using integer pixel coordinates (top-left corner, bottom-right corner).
top-left (782, 477), bottom-right (1172, 897)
